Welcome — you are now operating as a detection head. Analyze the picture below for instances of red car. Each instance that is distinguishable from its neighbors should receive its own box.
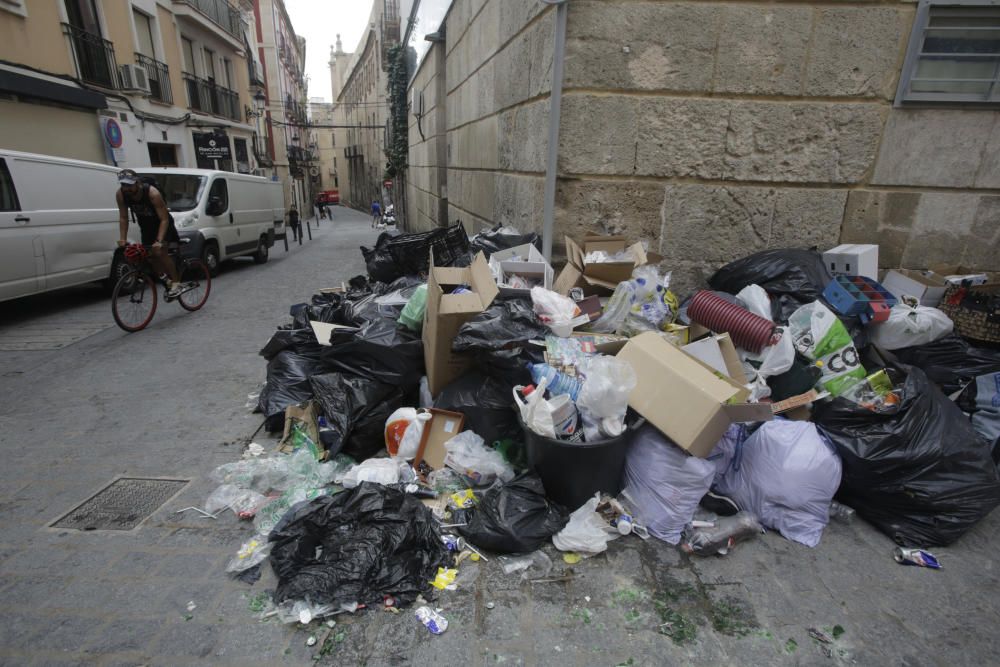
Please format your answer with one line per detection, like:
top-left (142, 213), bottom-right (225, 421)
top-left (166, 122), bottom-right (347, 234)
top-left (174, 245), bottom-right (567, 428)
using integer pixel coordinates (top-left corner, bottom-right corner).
top-left (317, 189), bottom-right (340, 205)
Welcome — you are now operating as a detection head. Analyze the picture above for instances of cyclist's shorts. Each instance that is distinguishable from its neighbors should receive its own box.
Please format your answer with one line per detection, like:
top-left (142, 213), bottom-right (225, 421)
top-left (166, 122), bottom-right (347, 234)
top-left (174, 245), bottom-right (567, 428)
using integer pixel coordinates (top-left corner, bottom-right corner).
top-left (138, 218), bottom-right (181, 246)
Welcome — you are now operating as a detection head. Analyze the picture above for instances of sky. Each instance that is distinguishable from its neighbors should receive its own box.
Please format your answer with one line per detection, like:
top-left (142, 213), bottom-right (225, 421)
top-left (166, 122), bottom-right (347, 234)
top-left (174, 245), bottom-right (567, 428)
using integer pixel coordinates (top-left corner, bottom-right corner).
top-left (284, 0), bottom-right (375, 103)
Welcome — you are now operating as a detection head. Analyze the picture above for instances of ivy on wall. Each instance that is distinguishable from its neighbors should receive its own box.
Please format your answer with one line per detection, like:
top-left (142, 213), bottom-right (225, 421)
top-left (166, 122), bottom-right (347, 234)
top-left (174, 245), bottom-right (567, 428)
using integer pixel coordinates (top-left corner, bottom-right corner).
top-left (385, 43), bottom-right (408, 179)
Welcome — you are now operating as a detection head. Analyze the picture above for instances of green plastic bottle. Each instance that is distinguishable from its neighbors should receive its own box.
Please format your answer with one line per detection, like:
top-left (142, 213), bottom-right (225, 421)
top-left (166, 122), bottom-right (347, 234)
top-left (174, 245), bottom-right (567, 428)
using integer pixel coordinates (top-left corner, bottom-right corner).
top-left (399, 284), bottom-right (428, 333)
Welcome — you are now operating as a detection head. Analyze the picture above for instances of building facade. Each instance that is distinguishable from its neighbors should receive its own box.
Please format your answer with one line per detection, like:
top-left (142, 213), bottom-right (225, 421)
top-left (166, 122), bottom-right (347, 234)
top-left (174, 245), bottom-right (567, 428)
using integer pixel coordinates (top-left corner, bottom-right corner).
top-left (308, 98), bottom-right (338, 199)
top-left (328, 34), bottom-right (353, 206)
top-left (0, 0), bottom-right (259, 173)
top-left (250, 0), bottom-right (310, 211)
top-left (403, 0), bottom-right (1000, 292)
top-left (334, 0), bottom-right (401, 212)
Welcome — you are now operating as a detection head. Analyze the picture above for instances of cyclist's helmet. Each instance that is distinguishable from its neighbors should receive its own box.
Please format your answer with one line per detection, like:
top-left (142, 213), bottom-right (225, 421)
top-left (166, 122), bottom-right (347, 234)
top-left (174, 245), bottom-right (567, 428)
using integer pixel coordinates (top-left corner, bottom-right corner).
top-left (124, 243), bottom-right (148, 265)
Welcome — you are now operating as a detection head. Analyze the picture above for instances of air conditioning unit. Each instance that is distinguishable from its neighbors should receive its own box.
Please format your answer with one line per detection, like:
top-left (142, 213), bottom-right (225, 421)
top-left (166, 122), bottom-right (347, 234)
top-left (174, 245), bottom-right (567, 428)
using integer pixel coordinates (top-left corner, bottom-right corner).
top-left (120, 64), bottom-right (151, 95)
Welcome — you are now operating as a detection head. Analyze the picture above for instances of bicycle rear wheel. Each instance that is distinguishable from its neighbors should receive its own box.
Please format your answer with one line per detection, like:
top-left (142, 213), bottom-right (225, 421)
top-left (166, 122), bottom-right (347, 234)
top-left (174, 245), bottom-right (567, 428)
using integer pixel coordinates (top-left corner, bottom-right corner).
top-left (112, 270), bottom-right (157, 332)
top-left (178, 259), bottom-right (211, 311)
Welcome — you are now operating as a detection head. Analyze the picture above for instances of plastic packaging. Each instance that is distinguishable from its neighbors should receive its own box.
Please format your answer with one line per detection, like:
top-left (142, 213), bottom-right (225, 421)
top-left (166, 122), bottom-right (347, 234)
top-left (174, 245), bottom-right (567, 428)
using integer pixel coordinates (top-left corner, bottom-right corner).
top-left (680, 512), bottom-right (762, 556)
top-left (452, 297), bottom-right (549, 352)
top-left (497, 550), bottom-right (552, 578)
top-left (620, 266), bottom-right (678, 336)
top-left (443, 430), bottom-right (515, 486)
top-left (415, 606), bottom-right (449, 634)
top-left (814, 365), bottom-right (1000, 546)
top-left (226, 534), bottom-right (273, 572)
top-left (458, 472), bottom-right (569, 553)
top-left (869, 303), bottom-right (954, 350)
top-left (714, 419), bottom-right (841, 548)
top-left (339, 457), bottom-right (408, 488)
top-left (211, 447), bottom-right (338, 494)
top-left (469, 224), bottom-right (541, 258)
top-left (736, 284), bottom-right (772, 321)
top-left (419, 376), bottom-right (433, 408)
top-left (514, 378), bottom-right (557, 439)
top-left (829, 500), bottom-right (856, 525)
top-left (576, 356), bottom-right (637, 441)
top-left (552, 494), bottom-right (612, 555)
top-left (204, 484), bottom-right (269, 518)
top-left (385, 408), bottom-right (432, 459)
top-left (621, 425), bottom-right (717, 544)
top-left (528, 363), bottom-right (583, 401)
top-left (788, 301), bottom-right (867, 396)
top-left (971, 372), bottom-right (1000, 446)
top-left (253, 486), bottom-right (330, 536)
top-left (398, 283), bottom-right (428, 333)
top-left (531, 286), bottom-right (585, 337)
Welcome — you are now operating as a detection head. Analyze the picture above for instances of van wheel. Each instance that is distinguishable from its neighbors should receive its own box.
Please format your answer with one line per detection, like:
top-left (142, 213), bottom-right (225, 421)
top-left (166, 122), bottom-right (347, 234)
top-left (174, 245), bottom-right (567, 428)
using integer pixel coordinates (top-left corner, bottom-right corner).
top-left (105, 254), bottom-right (130, 293)
top-left (253, 237), bottom-right (269, 264)
top-left (202, 242), bottom-right (220, 277)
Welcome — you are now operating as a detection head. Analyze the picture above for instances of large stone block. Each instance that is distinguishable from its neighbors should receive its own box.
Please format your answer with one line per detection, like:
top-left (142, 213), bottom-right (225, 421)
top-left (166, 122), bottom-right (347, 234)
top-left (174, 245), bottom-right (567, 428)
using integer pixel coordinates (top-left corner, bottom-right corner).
top-left (976, 117), bottom-right (1000, 188)
top-left (447, 168), bottom-right (497, 221)
top-left (841, 190), bottom-right (921, 244)
top-left (495, 174), bottom-right (544, 231)
top-left (637, 98), bottom-right (729, 179)
top-left (964, 196), bottom-right (1000, 268)
top-left (559, 95), bottom-right (641, 175)
top-left (873, 110), bottom-right (995, 188)
top-left (448, 115), bottom-right (500, 170)
top-left (805, 7), bottom-right (910, 99)
top-left (714, 5), bottom-right (811, 96)
top-left (554, 178), bottom-right (665, 244)
top-left (565, 1), bottom-right (717, 91)
top-left (499, 0), bottom-right (547, 45)
top-left (493, 25), bottom-right (537, 110)
top-left (897, 193), bottom-right (982, 268)
top-left (447, 0), bottom-right (491, 57)
top-left (499, 99), bottom-right (550, 173)
top-left (721, 101), bottom-right (884, 183)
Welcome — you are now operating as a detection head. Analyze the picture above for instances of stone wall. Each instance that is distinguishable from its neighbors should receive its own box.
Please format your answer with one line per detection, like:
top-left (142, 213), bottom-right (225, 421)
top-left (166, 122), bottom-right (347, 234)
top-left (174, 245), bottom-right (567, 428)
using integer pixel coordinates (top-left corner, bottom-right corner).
top-left (406, 0), bottom-right (1000, 292)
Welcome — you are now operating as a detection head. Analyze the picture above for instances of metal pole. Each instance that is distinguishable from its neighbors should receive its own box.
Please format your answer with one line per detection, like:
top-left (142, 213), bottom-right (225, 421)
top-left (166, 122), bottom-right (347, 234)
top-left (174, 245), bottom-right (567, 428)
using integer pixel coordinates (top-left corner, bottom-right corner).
top-left (541, 0), bottom-right (569, 263)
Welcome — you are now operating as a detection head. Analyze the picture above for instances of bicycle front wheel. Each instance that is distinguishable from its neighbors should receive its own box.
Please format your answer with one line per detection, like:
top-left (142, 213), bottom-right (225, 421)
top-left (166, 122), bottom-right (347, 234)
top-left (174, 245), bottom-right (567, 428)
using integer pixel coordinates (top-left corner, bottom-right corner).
top-left (112, 270), bottom-right (157, 332)
top-left (178, 259), bottom-right (211, 311)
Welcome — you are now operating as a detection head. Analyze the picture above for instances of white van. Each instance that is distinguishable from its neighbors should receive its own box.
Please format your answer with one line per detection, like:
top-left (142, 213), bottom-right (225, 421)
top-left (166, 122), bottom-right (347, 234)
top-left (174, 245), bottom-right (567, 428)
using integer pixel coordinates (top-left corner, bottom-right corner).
top-left (138, 168), bottom-right (284, 275)
top-left (0, 149), bottom-right (125, 302)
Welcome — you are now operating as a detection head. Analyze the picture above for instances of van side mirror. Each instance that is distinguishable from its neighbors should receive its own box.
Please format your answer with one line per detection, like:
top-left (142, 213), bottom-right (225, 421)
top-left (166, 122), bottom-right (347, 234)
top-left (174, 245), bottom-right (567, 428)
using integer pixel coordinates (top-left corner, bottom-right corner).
top-left (207, 195), bottom-right (224, 215)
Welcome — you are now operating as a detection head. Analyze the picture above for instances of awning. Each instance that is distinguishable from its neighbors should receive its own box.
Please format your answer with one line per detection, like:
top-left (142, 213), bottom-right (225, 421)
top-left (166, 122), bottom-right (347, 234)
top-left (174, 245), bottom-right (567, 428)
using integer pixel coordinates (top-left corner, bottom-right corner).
top-left (0, 65), bottom-right (107, 110)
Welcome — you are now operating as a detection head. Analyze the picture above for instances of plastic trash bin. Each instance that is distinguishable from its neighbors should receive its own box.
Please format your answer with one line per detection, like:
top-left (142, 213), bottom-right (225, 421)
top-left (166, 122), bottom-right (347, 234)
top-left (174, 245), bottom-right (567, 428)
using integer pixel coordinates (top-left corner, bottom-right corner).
top-left (521, 415), bottom-right (644, 511)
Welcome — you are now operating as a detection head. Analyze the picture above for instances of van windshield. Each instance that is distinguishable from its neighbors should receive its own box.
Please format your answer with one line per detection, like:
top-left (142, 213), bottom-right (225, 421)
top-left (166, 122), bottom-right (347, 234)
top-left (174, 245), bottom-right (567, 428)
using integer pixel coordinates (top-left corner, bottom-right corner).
top-left (139, 174), bottom-right (206, 212)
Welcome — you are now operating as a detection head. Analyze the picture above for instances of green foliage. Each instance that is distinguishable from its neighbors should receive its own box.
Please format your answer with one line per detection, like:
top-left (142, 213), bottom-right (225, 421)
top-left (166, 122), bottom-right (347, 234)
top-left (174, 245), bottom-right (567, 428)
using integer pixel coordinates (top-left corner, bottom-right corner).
top-left (385, 43), bottom-right (409, 179)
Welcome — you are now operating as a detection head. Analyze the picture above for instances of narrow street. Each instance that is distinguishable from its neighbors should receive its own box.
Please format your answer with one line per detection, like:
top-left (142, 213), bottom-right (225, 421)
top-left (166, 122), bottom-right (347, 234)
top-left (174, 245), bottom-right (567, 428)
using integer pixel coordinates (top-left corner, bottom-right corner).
top-left (0, 207), bottom-right (998, 667)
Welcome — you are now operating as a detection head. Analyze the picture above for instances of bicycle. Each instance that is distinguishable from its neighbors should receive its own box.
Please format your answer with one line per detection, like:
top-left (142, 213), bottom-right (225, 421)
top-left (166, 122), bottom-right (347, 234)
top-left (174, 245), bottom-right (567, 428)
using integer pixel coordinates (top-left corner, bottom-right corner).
top-left (111, 241), bottom-right (211, 332)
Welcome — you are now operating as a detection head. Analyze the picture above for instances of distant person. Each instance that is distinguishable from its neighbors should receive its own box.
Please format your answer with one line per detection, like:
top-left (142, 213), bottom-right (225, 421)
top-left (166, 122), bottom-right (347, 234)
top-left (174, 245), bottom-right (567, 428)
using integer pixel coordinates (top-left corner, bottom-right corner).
top-left (287, 204), bottom-right (301, 242)
top-left (316, 198), bottom-right (327, 220)
top-left (371, 200), bottom-right (381, 228)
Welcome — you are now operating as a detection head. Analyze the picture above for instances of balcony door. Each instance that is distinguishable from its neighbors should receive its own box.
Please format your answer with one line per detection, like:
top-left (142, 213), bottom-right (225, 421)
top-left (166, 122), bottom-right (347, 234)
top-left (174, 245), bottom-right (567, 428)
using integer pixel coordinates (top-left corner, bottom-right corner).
top-left (64, 0), bottom-right (114, 87)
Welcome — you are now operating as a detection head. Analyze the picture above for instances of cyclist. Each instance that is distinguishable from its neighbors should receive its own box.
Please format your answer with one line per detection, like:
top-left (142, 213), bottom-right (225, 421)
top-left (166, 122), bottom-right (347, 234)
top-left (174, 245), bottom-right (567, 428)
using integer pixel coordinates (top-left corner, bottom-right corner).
top-left (115, 168), bottom-right (183, 299)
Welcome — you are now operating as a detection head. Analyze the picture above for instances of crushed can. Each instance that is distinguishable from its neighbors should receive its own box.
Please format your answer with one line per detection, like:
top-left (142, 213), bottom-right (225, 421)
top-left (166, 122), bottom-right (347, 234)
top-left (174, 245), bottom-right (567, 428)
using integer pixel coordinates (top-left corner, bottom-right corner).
top-left (893, 547), bottom-right (941, 569)
top-left (415, 606), bottom-right (448, 634)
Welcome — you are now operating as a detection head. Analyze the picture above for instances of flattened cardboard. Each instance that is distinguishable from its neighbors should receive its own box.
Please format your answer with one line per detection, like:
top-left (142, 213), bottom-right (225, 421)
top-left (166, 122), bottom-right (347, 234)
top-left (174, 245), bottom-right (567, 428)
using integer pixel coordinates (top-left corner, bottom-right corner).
top-left (616, 332), bottom-right (770, 458)
top-left (423, 252), bottom-right (499, 395)
top-left (770, 390), bottom-right (827, 414)
top-left (310, 320), bottom-right (360, 346)
top-left (413, 409), bottom-right (466, 470)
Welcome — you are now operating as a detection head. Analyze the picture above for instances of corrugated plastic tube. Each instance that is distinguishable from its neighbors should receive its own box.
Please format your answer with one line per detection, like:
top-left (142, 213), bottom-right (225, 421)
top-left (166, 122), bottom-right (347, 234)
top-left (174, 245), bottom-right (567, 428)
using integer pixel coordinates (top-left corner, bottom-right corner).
top-left (687, 290), bottom-right (778, 354)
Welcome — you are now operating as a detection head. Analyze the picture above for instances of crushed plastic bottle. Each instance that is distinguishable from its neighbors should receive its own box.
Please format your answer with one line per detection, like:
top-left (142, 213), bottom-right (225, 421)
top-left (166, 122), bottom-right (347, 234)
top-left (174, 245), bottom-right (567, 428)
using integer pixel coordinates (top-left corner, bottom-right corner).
top-left (828, 500), bottom-right (856, 525)
top-left (680, 512), bottom-right (763, 556)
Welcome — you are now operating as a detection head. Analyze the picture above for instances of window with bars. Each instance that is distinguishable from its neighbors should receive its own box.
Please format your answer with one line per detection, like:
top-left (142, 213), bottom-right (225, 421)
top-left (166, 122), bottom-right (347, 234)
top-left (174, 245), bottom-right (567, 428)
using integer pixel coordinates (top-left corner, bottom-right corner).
top-left (896, 1), bottom-right (1000, 105)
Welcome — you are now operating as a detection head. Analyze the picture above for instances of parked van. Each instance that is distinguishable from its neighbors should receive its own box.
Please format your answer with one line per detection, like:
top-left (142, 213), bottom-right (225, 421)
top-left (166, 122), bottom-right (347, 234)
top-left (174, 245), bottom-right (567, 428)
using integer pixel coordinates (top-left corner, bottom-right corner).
top-left (0, 149), bottom-right (124, 302)
top-left (138, 168), bottom-right (284, 275)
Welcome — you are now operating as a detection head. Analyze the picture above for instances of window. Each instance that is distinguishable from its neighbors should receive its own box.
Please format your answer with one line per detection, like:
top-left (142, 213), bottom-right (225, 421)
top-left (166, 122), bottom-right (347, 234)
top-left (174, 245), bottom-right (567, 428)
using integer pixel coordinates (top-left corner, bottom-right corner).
top-left (222, 58), bottom-right (234, 89)
top-left (147, 143), bottom-right (178, 167)
top-left (204, 49), bottom-right (217, 81)
top-left (133, 9), bottom-right (155, 58)
top-left (181, 37), bottom-right (195, 74)
top-left (208, 178), bottom-right (229, 212)
top-left (896, 1), bottom-right (1000, 105)
top-left (0, 159), bottom-right (20, 211)
top-left (0, 0), bottom-right (28, 18)
top-left (234, 138), bottom-right (250, 173)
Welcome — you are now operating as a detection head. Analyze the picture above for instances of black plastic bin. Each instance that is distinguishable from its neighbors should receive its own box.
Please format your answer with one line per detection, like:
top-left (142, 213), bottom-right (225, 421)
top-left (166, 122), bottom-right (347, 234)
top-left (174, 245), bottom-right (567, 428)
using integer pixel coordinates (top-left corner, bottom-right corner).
top-left (522, 415), bottom-right (643, 511)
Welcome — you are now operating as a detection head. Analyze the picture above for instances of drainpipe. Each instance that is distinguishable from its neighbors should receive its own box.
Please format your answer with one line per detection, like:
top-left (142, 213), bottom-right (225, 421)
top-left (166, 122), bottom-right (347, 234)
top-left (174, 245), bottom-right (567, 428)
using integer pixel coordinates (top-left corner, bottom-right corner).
top-left (540, 0), bottom-right (569, 263)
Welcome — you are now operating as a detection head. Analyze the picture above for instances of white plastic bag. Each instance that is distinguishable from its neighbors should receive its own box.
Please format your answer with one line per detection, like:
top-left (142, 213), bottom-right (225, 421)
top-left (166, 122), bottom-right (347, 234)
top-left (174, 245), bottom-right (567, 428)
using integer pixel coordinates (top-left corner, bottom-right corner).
top-left (869, 304), bottom-right (953, 350)
top-left (226, 533), bottom-right (272, 572)
top-left (443, 430), bottom-right (515, 486)
top-left (714, 419), bottom-right (842, 548)
top-left (384, 408), bottom-right (432, 459)
top-left (741, 327), bottom-right (795, 401)
top-left (621, 425), bottom-right (717, 544)
top-left (736, 284), bottom-right (772, 321)
top-left (339, 458), bottom-right (405, 488)
top-left (513, 377), bottom-right (557, 438)
top-left (552, 494), bottom-right (612, 554)
top-left (577, 356), bottom-right (637, 440)
top-left (205, 484), bottom-right (269, 517)
top-left (788, 301), bottom-right (866, 396)
top-left (531, 286), bottom-right (585, 337)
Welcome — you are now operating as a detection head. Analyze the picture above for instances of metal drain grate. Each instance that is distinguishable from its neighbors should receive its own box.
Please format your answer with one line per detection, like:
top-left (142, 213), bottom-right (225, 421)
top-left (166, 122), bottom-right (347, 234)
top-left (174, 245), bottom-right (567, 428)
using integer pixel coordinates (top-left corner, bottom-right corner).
top-left (52, 478), bottom-right (188, 531)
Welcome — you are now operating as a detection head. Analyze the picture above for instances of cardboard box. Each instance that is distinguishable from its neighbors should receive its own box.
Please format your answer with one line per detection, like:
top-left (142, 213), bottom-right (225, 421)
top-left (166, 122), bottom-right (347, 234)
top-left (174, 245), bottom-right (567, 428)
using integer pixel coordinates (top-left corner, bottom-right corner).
top-left (489, 243), bottom-right (554, 296)
top-left (278, 400), bottom-right (324, 459)
top-left (423, 251), bottom-right (499, 395)
top-left (881, 269), bottom-right (949, 307)
top-left (944, 273), bottom-right (988, 286)
top-left (413, 408), bottom-right (466, 470)
top-left (616, 332), bottom-right (772, 458)
top-left (823, 244), bottom-right (879, 279)
top-left (554, 235), bottom-right (648, 295)
top-left (681, 333), bottom-right (747, 384)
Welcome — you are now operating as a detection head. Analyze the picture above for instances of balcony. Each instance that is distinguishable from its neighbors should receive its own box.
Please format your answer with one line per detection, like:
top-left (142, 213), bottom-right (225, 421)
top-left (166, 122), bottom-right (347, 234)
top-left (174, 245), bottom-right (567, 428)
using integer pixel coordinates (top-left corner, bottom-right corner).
top-left (183, 72), bottom-right (240, 121)
top-left (62, 23), bottom-right (119, 89)
top-left (136, 53), bottom-right (172, 104)
top-left (173, 0), bottom-right (241, 40)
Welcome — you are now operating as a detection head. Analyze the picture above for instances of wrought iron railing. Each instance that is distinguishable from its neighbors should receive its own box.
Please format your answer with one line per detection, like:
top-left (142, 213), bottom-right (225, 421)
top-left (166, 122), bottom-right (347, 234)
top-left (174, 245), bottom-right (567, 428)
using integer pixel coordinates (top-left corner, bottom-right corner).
top-left (62, 23), bottom-right (119, 89)
top-left (182, 72), bottom-right (240, 121)
top-left (135, 53), bottom-right (172, 104)
top-left (173, 0), bottom-right (241, 38)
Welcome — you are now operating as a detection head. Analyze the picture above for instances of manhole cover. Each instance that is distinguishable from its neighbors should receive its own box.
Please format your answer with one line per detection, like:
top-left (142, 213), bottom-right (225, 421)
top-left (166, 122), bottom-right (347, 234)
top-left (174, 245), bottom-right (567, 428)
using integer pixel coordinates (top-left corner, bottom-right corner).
top-left (52, 478), bottom-right (188, 531)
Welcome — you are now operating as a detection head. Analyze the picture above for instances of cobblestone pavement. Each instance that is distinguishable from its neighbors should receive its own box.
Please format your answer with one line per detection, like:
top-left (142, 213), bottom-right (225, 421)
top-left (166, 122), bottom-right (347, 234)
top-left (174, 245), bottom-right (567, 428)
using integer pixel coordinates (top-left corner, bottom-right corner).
top-left (0, 208), bottom-right (998, 667)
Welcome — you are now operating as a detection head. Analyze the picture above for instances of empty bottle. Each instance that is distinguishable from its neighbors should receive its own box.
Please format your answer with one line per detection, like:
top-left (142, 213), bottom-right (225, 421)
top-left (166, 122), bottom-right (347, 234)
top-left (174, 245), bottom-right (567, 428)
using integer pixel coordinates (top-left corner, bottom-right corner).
top-left (528, 363), bottom-right (583, 401)
top-left (828, 500), bottom-right (856, 525)
top-left (680, 512), bottom-right (763, 556)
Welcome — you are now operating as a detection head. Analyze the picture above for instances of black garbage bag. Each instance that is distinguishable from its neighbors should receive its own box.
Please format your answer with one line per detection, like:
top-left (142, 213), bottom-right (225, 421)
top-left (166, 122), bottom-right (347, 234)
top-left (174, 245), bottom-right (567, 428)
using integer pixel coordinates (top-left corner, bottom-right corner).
top-left (258, 349), bottom-right (324, 431)
top-left (708, 249), bottom-right (833, 323)
top-left (474, 346), bottom-right (544, 389)
top-left (259, 327), bottom-right (320, 361)
top-left (270, 484), bottom-right (449, 607)
top-left (361, 223), bottom-right (470, 283)
top-left (434, 372), bottom-right (522, 446)
top-left (452, 297), bottom-right (549, 352)
top-left (309, 372), bottom-right (405, 460)
top-left (458, 472), bottom-right (569, 553)
top-left (892, 334), bottom-right (1000, 396)
top-left (320, 317), bottom-right (424, 388)
top-left (361, 233), bottom-right (400, 283)
top-left (469, 224), bottom-right (541, 258)
top-left (813, 365), bottom-right (1000, 546)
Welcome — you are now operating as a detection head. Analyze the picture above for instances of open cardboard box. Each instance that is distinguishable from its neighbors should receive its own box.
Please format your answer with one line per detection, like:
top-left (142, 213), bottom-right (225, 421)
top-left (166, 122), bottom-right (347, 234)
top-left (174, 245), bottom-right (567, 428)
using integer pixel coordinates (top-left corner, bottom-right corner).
top-left (881, 269), bottom-right (949, 307)
top-left (554, 235), bottom-right (648, 295)
top-left (412, 408), bottom-right (466, 470)
top-left (616, 332), bottom-right (772, 458)
top-left (489, 242), bottom-right (554, 297)
top-left (681, 333), bottom-right (748, 384)
top-left (423, 251), bottom-right (499, 396)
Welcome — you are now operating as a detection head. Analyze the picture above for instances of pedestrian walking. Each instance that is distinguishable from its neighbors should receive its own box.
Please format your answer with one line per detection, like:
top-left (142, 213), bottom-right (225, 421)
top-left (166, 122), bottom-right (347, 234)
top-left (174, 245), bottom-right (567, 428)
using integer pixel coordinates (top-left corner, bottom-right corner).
top-left (287, 204), bottom-right (301, 242)
top-left (371, 200), bottom-right (382, 228)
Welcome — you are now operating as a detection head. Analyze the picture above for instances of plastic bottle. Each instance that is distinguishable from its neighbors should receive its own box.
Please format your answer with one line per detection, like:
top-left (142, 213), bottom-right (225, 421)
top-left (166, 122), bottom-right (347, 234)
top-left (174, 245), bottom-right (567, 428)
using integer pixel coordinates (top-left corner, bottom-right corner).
top-left (528, 363), bottom-right (583, 401)
top-left (398, 284), bottom-right (428, 333)
top-left (828, 500), bottom-right (856, 524)
top-left (680, 512), bottom-right (763, 556)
